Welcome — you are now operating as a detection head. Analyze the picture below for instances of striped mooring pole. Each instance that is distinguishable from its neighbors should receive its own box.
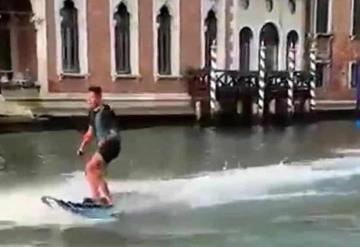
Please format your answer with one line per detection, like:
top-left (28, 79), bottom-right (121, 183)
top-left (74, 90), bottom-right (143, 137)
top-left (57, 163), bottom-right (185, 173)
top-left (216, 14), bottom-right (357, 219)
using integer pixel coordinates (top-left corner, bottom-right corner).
top-left (210, 40), bottom-right (218, 116)
top-left (287, 43), bottom-right (296, 114)
top-left (309, 40), bottom-right (317, 111)
top-left (258, 41), bottom-right (266, 118)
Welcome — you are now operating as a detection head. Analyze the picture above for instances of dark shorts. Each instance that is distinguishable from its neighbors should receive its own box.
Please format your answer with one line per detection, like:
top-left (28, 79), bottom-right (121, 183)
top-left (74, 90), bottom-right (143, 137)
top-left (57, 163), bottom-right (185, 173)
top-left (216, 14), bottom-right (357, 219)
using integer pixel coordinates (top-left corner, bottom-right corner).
top-left (98, 137), bottom-right (121, 165)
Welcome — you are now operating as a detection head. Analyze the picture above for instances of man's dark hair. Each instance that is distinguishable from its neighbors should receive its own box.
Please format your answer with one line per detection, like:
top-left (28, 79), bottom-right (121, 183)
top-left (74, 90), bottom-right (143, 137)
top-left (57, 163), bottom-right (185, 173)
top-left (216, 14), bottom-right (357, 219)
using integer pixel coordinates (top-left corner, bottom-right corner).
top-left (88, 86), bottom-right (102, 96)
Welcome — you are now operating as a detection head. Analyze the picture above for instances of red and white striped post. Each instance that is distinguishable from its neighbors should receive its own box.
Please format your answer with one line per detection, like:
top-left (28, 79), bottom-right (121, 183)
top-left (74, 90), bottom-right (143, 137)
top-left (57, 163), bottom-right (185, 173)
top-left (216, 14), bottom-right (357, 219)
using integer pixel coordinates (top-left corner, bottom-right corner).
top-left (210, 40), bottom-right (218, 116)
top-left (309, 40), bottom-right (317, 111)
top-left (258, 41), bottom-right (266, 119)
top-left (287, 43), bottom-right (296, 115)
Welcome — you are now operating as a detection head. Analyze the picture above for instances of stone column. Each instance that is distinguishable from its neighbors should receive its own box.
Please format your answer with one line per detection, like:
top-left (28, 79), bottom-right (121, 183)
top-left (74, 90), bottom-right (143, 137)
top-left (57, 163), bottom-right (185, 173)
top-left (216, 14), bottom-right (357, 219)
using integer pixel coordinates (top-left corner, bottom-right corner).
top-left (30, 0), bottom-right (48, 95)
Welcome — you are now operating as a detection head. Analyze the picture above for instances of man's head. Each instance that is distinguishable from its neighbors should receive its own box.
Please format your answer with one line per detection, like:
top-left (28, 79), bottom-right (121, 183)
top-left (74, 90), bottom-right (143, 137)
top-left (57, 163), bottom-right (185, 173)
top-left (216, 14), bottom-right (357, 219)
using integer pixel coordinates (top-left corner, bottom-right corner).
top-left (87, 86), bottom-right (102, 109)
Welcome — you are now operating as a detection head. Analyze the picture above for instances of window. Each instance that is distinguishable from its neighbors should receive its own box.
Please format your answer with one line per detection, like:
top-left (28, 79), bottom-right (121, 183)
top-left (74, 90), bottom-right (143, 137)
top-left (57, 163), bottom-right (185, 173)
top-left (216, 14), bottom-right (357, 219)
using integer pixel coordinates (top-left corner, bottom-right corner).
top-left (154, 0), bottom-right (180, 77)
top-left (349, 62), bottom-right (359, 88)
top-left (240, 0), bottom-right (249, 10)
top-left (316, 0), bottom-right (330, 34)
top-left (239, 28), bottom-right (252, 72)
top-left (352, 0), bottom-right (360, 38)
top-left (110, 0), bottom-right (139, 79)
top-left (157, 6), bottom-right (171, 75)
top-left (315, 63), bottom-right (326, 87)
top-left (55, 0), bottom-right (88, 76)
top-left (201, 0), bottom-right (225, 70)
top-left (60, 0), bottom-right (79, 73)
top-left (289, 0), bottom-right (296, 14)
top-left (265, 45), bottom-right (278, 71)
top-left (204, 10), bottom-right (217, 68)
top-left (0, 29), bottom-right (11, 71)
top-left (0, 14), bottom-right (11, 71)
top-left (260, 23), bottom-right (279, 71)
top-left (286, 31), bottom-right (299, 70)
top-left (265, 0), bottom-right (273, 12)
top-left (114, 3), bottom-right (130, 74)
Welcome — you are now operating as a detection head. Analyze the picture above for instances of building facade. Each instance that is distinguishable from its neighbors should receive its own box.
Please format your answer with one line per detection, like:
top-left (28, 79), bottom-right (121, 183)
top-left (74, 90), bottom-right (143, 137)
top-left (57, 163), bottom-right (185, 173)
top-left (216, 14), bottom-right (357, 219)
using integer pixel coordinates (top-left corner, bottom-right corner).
top-left (0, 0), bottom-right (358, 106)
top-left (310, 0), bottom-right (360, 100)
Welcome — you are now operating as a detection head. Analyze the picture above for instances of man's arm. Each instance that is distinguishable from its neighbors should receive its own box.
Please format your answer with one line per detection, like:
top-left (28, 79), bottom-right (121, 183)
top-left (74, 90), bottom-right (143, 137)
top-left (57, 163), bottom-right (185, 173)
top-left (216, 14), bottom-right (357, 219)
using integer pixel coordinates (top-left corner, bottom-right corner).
top-left (77, 126), bottom-right (93, 155)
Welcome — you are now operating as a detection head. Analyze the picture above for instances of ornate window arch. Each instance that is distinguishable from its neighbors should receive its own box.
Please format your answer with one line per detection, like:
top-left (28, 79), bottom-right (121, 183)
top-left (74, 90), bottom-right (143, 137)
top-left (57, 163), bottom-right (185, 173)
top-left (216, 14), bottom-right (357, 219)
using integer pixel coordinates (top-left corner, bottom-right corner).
top-left (60, 0), bottom-right (79, 73)
top-left (114, 2), bottom-right (130, 74)
top-left (204, 10), bottom-right (217, 68)
top-left (201, 0), bottom-right (226, 69)
top-left (239, 27), bottom-right (253, 72)
top-left (54, 0), bottom-right (88, 76)
top-left (110, 0), bottom-right (139, 79)
top-left (153, 0), bottom-right (180, 77)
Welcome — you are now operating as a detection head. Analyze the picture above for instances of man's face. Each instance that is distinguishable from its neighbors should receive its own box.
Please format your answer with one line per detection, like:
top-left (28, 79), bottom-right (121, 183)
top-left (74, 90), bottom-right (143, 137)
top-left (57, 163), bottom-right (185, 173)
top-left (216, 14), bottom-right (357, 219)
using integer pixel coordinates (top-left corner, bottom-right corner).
top-left (87, 92), bottom-right (101, 109)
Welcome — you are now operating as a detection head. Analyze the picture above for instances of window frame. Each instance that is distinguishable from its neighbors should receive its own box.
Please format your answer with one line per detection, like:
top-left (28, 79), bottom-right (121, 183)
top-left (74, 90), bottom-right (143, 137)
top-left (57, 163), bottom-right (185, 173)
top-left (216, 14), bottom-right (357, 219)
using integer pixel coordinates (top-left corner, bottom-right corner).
top-left (239, 27), bottom-right (252, 72)
top-left (60, 1), bottom-right (80, 74)
top-left (351, 0), bottom-right (360, 39)
top-left (204, 10), bottom-right (217, 68)
top-left (157, 6), bottom-right (172, 75)
top-left (348, 61), bottom-right (359, 89)
top-left (110, 0), bottom-right (139, 80)
top-left (114, 3), bottom-right (131, 75)
top-left (314, 0), bottom-right (332, 35)
top-left (315, 62), bottom-right (329, 88)
top-left (54, 0), bottom-right (88, 78)
top-left (153, 0), bottom-right (180, 79)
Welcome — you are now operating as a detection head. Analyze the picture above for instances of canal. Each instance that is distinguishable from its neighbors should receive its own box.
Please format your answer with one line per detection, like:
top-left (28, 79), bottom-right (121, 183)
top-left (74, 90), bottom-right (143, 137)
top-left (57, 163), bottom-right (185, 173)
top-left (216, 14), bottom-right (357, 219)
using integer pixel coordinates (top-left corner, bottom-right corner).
top-left (1, 120), bottom-right (360, 246)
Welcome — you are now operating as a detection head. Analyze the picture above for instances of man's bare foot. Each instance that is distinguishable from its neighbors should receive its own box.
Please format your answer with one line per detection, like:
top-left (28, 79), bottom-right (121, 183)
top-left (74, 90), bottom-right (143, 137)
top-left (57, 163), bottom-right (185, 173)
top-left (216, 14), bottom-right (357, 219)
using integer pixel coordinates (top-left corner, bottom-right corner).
top-left (99, 197), bottom-right (113, 207)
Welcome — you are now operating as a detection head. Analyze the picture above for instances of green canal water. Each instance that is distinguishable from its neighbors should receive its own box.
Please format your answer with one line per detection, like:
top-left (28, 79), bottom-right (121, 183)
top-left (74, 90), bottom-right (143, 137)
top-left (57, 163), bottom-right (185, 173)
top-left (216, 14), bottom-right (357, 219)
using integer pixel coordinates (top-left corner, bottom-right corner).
top-left (1, 120), bottom-right (360, 246)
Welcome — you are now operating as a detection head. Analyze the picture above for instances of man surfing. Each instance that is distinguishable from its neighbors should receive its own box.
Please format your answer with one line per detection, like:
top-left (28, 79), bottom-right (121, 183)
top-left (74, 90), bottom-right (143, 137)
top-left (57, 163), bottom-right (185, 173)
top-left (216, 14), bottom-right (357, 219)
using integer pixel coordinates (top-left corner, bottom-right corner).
top-left (77, 86), bottom-right (121, 206)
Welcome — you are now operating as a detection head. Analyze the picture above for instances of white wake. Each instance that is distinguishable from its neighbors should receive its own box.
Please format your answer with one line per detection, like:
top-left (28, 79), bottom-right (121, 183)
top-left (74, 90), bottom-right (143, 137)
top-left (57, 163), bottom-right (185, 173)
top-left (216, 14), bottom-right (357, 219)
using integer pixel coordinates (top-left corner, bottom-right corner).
top-left (1, 156), bottom-right (360, 227)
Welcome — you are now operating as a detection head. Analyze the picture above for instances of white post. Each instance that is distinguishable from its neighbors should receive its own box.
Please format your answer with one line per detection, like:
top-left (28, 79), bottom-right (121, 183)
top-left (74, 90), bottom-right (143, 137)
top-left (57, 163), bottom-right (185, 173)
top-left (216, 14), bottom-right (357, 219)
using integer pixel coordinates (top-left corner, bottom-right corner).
top-left (309, 40), bottom-right (317, 111)
top-left (210, 40), bottom-right (218, 115)
top-left (258, 41), bottom-right (266, 118)
top-left (287, 43), bottom-right (296, 114)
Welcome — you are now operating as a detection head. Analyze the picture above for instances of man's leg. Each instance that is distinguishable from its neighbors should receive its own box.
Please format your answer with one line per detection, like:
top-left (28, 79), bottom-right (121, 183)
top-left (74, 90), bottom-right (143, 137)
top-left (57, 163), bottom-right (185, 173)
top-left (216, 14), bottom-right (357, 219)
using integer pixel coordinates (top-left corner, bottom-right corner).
top-left (97, 139), bottom-right (120, 205)
top-left (88, 152), bottom-right (113, 205)
top-left (99, 179), bottom-right (112, 205)
top-left (85, 154), bottom-right (103, 202)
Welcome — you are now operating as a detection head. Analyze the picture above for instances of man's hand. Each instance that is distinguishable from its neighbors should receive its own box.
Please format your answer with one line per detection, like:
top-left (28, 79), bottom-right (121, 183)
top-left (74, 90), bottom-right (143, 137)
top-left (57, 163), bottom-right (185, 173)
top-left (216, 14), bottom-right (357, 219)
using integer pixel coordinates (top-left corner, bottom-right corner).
top-left (77, 147), bottom-right (84, 156)
top-left (78, 126), bottom-right (93, 156)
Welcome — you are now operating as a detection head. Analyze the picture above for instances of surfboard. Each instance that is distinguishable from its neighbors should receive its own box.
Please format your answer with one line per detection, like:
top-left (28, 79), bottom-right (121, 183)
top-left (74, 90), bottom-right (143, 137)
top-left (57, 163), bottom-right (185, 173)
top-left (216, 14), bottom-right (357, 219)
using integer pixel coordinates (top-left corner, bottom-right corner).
top-left (41, 196), bottom-right (118, 219)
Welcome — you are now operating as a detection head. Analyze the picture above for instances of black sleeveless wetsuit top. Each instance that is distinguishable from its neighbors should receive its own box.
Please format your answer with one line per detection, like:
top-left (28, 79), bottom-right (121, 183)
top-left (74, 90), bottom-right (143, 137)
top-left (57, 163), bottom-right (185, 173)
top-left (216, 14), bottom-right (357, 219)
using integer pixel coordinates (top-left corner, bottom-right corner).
top-left (88, 104), bottom-right (119, 144)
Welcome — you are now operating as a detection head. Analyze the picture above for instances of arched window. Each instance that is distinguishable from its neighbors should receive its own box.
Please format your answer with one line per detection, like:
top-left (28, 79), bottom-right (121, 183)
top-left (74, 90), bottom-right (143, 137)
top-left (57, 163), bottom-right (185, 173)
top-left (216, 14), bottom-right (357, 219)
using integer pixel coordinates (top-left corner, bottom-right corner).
top-left (260, 23), bottom-right (279, 71)
top-left (286, 30), bottom-right (299, 70)
top-left (114, 3), bottom-right (131, 74)
top-left (288, 0), bottom-right (296, 14)
top-left (204, 10), bottom-right (217, 68)
top-left (265, 0), bottom-right (273, 12)
top-left (60, 0), bottom-right (79, 73)
top-left (157, 5), bottom-right (171, 75)
top-left (239, 27), bottom-right (253, 72)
